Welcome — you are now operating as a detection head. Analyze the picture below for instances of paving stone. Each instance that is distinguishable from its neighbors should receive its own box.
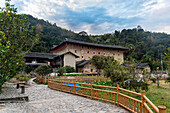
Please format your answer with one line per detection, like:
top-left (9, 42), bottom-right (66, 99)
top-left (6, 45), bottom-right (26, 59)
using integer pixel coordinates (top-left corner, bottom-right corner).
top-left (0, 78), bottom-right (129, 113)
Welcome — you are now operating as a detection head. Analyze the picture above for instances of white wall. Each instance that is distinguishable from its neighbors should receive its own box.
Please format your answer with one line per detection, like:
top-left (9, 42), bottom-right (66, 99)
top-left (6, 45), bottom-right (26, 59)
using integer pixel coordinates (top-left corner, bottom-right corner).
top-left (63, 54), bottom-right (76, 69)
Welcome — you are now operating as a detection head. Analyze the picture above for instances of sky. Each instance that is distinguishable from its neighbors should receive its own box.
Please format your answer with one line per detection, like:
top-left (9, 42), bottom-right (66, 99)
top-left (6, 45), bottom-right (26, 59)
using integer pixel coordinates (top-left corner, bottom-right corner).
top-left (0, 0), bottom-right (170, 35)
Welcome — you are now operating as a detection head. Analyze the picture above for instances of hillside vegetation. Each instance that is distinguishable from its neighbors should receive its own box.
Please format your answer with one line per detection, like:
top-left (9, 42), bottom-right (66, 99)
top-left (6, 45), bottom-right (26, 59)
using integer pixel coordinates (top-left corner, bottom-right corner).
top-left (27, 15), bottom-right (170, 70)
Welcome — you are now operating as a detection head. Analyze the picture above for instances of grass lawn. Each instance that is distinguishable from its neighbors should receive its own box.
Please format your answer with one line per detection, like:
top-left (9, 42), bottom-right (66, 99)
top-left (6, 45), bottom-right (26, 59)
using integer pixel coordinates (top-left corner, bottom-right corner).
top-left (146, 86), bottom-right (170, 113)
top-left (92, 80), bottom-right (170, 112)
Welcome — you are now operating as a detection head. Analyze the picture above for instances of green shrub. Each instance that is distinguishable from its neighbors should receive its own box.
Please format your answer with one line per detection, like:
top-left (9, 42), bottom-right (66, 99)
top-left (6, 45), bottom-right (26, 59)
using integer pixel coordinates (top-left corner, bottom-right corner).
top-left (150, 78), bottom-right (156, 83)
top-left (93, 80), bottom-right (113, 86)
top-left (64, 73), bottom-right (83, 76)
top-left (35, 65), bottom-right (53, 76)
top-left (25, 65), bottom-right (33, 74)
top-left (165, 77), bottom-right (170, 83)
top-left (58, 66), bottom-right (75, 76)
top-left (16, 74), bottom-right (30, 82)
top-left (64, 66), bottom-right (75, 73)
top-left (58, 67), bottom-right (66, 76)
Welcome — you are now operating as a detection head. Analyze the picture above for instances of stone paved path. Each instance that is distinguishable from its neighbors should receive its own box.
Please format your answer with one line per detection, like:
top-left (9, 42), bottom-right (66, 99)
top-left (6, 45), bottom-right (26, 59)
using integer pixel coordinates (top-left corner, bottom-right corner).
top-left (0, 78), bottom-right (129, 113)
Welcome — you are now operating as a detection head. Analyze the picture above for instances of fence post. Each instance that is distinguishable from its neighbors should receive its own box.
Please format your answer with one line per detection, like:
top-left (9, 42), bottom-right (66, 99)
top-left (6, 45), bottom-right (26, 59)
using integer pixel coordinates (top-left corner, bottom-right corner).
top-left (47, 77), bottom-right (49, 87)
top-left (36, 74), bottom-right (39, 82)
top-left (141, 90), bottom-right (146, 113)
top-left (44, 76), bottom-right (47, 84)
top-left (61, 80), bottom-right (63, 91)
top-left (158, 106), bottom-right (166, 113)
top-left (65, 75), bottom-right (66, 80)
top-left (117, 84), bottom-right (119, 106)
top-left (52, 76), bottom-right (54, 82)
top-left (91, 82), bottom-right (93, 99)
top-left (74, 81), bottom-right (76, 94)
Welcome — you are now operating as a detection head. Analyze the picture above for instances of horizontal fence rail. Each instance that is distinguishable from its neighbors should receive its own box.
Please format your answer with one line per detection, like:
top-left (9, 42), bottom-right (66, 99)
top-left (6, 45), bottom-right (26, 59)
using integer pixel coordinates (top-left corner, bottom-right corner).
top-left (36, 75), bottom-right (166, 113)
top-left (36, 75), bottom-right (110, 83)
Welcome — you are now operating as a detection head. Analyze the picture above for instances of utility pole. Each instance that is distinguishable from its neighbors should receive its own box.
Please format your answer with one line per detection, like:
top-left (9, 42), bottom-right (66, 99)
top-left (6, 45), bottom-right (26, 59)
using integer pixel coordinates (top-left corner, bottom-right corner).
top-left (161, 54), bottom-right (164, 75)
top-left (157, 67), bottom-right (159, 87)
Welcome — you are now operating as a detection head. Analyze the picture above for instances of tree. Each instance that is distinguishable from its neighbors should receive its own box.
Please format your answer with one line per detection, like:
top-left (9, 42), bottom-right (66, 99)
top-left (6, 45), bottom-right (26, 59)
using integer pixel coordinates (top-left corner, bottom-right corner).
top-left (58, 67), bottom-right (66, 76)
top-left (35, 65), bottom-right (53, 76)
top-left (25, 65), bottom-right (33, 74)
top-left (104, 57), bottom-right (149, 92)
top-left (164, 45), bottom-right (170, 75)
top-left (0, 1), bottom-right (38, 89)
top-left (104, 57), bottom-right (128, 86)
top-left (64, 66), bottom-right (75, 73)
top-left (90, 55), bottom-right (107, 75)
top-left (57, 66), bottom-right (75, 76)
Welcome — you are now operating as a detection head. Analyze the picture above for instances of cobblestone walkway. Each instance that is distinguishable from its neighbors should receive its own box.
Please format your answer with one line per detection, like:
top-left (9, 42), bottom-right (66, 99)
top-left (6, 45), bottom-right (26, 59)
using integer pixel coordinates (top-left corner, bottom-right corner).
top-left (0, 79), bottom-right (129, 113)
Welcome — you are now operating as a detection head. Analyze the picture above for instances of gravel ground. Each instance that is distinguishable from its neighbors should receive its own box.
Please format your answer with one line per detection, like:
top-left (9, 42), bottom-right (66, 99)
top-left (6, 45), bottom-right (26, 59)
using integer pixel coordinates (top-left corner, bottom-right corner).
top-left (0, 78), bottom-right (129, 113)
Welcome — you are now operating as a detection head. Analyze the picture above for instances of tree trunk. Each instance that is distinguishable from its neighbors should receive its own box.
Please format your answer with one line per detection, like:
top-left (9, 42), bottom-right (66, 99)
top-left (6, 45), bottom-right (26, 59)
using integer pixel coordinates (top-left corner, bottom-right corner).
top-left (157, 77), bottom-right (159, 87)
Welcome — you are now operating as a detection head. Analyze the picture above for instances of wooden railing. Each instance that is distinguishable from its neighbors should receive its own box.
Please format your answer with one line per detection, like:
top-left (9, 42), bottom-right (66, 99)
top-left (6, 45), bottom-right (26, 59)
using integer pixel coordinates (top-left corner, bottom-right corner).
top-left (47, 79), bottom-right (167, 113)
top-left (36, 75), bottom-right (110, 83)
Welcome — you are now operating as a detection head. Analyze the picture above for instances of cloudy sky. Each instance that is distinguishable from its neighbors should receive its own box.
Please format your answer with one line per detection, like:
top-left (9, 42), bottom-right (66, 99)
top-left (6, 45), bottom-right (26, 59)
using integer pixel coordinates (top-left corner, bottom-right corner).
top-left (0, 0), bottom-right (170, 34)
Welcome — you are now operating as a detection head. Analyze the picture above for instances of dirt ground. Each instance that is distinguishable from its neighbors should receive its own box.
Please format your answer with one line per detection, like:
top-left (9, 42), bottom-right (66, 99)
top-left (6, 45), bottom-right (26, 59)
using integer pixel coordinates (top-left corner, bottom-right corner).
top-left (148, 80), bottom-right (170, 88)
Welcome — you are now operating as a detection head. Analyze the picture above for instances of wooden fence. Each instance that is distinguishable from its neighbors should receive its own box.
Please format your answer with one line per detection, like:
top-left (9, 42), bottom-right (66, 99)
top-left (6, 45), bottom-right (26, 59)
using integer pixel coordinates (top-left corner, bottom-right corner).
top-left (36, 75), bottom-right (110, 83)
top-left (36, 75), bottom-right (166, 113)
top-left (47, 79), bottom-right (166, 113)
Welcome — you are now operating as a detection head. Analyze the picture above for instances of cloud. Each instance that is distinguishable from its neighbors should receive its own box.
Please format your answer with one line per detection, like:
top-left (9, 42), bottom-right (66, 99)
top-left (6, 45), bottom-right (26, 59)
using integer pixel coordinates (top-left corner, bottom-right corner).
top-left (0, 0), bottom-right (170, 34)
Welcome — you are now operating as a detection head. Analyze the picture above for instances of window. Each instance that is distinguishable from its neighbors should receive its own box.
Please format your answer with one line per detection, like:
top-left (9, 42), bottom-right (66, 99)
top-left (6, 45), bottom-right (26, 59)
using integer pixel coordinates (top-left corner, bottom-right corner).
top-left (93, 51), bottom-right (95, 54)
top-left (87, 51), bottom-right (89, 53)
top-left (75, 50), bottom-right (77, 53)
top-left (98, 52), bottom-right (100, 54)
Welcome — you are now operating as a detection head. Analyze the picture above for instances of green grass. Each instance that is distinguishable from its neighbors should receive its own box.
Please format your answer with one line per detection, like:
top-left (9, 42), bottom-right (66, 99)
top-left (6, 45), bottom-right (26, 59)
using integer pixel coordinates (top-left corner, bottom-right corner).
top-left (146, 86), bottom-right (170, 113)
top-left (92, 80), bottom-right (170, 112)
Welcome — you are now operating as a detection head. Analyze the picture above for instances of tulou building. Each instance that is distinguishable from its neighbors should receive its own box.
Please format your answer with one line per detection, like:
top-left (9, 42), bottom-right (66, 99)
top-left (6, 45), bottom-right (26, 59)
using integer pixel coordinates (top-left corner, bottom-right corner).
top-left (50, 39), bottom-right (128, 73)
top-left (25, 38), bottom-right (128, 73)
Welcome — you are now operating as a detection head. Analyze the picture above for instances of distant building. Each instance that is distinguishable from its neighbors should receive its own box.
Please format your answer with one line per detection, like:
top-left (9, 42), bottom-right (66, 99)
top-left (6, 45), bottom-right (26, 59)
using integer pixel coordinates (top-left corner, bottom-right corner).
top-left (123, 62), bottom-right (151, 73)
top-left (26, 39), bottom-right (128, 73)
top-left (24, 52), bottom-right (79, 69)
top-left (76, 60), bottom-right (96, 73)
top-left (135, 62), bottom-right (151, 73)
top-left (50, 39), bottom-right (128, 73)
top-left (50, 38), bottom-right (128, 64)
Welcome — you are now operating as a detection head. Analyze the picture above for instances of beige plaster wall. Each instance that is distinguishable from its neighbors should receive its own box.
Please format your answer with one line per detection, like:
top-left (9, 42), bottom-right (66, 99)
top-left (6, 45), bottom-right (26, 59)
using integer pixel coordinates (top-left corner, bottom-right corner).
top-left (67, 44), bottom-right (125, 64)
top-left (63, 54), bottom-right (76, 69)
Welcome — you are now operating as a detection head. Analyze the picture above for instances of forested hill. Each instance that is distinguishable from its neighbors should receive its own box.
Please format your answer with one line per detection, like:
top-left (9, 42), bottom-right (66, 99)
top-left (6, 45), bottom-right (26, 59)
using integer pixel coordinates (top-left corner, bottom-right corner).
top-left (27, 15), bottom-right (170, 69)
top-left (90, 27), bottom-right (170, 60)
top-left (27, 15), bottom-right (91, 52)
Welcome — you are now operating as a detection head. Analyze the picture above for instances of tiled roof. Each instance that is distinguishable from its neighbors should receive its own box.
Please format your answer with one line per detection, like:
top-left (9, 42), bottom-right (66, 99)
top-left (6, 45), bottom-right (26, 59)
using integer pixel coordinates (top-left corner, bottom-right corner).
top-left (123, 62), bottom-right (150, 69)
top-left (25, 51), bottom-right (79, 60)
top-left (61, 51), bottom-right (79, 58)
top-left (24, 52), bottom-right (59, 59)
top-left (136, 62), bottom-right (149, 69)
top-left (76, 60), bottom-right (90, 67)
top-left (51, 38), bottom-right (128, 50)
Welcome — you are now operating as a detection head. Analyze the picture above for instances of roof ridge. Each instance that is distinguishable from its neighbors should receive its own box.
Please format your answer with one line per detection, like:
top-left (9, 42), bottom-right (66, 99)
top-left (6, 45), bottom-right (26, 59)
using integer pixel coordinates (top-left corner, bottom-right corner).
top-left (65, 38), bottom-right (128, 49)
